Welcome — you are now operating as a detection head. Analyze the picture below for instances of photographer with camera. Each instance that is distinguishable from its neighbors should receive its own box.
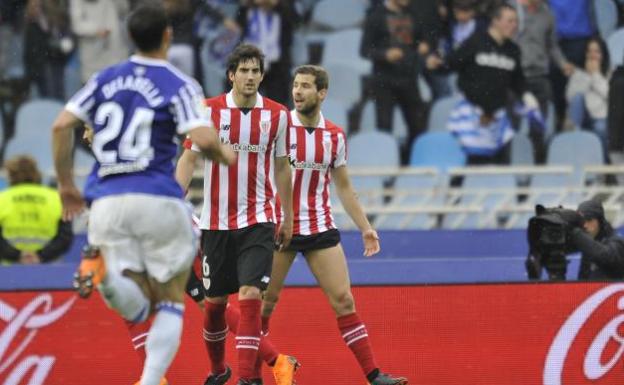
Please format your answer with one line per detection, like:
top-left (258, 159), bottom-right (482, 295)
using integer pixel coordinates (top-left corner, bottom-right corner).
top-left (570, 200), bottom-right (624, 280)
top-left (526, 200), bottom-right (624, 281)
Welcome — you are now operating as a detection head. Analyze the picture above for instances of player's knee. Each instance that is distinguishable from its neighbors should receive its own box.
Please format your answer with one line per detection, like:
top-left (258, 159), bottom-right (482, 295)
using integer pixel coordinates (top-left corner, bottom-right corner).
top-left (331, 291), bottom-right (355, 316)
top-left (239, 285), bottom-right (262, 300)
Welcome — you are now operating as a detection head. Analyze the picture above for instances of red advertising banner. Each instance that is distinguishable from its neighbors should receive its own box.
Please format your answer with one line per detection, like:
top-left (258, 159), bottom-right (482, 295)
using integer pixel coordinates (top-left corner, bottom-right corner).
top-left (1, 283), bottom-right (624, 385)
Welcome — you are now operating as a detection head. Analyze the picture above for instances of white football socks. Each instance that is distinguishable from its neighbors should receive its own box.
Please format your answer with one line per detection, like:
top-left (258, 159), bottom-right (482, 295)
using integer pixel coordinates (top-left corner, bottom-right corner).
top-left (140, 302), bottom-right (185, 385)
top-left (98, 271), bottom-right (149, 322)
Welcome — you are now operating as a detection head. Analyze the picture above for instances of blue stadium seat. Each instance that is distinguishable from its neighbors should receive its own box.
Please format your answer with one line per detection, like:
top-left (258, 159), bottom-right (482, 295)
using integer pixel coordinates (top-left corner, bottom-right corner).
top-left (322, 98), bottom-right (349, 133)
top-left (311, 0), bottom-right (367, 30)
top-left (349, 131), bottom-right (399, 168)
top-left (375, 172), bottom-right (442, 230)
top-left (359, 100), bottom-right (408, 140)
top-left (324, 63), bottom-right (362, 107)
top-left (427, 95), bottom-right (462, 131)
top-left (608, 28), bottom-right (624, 68)
top-left (4, 99), bottom-right (64, 174)
top-left (595, 0), bottom-right (618, 40)
top-left (359, 100), bottom-right (376, 132)
top-left (547, 131), bottom-right (604, 184)
top-left (74, 148), bottom-right (95, 191)
top-left (63, 53), bottom-right (82, 100)
top-left (510, 134), bottom-right (534, 166)
top-left (409, 131), bottom-right (466, 171)
top-left (442, 173), bottom-right (517, 229)
top-left (321, 29), bottom-right (371, 76)
top-left (291, 30), bottom-right (309, 67)
top-left (332, 132), bottom-right (399, 228)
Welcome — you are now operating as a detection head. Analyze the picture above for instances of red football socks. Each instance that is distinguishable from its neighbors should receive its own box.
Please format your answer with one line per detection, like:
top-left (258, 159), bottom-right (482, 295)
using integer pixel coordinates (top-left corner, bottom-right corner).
top-left (237, 299), bottom-right (262, 379)
top-left (337, 312), bottom-right (378, 377)
top-left (203, 302), bottom-right (228, 375)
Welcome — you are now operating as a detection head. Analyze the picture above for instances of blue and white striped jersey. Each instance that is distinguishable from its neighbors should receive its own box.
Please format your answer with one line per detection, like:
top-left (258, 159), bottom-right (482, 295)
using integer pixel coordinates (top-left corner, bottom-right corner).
top-left (66, 55), bottom-right (211, 202)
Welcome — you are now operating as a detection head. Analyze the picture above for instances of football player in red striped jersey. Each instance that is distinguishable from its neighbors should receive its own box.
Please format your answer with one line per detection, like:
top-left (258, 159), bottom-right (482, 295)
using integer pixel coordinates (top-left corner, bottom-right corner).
top-left (267, 65), bottom-right (408, 385)
top-left (177, 44), bottom-right (297, 385)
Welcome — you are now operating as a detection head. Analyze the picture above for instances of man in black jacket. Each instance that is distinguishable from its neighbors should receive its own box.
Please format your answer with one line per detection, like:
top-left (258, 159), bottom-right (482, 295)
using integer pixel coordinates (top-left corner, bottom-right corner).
top-left (360, 0), bottom-right (426, 163)
top-left (428, 3), bottom-right (543, 165)
top-left (570, 200), bottom-right (624, 280)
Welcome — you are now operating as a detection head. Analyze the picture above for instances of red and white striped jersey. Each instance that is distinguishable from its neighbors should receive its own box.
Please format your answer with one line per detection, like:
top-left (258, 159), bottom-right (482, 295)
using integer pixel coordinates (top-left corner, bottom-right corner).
top-left (185, 91), bottom-right (288, 230)
top-left (288, 110), bottom-right (347, 236)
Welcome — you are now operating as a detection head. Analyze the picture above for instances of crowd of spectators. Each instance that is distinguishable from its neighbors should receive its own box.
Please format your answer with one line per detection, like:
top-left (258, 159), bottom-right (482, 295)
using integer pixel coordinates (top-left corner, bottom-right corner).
top-left (362, 0), bottom-right (623, 164)
top-left (0, 0), bottom-right (623, 167)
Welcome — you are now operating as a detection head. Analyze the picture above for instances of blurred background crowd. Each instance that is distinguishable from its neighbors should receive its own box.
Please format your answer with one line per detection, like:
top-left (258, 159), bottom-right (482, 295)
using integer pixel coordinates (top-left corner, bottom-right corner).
top-left (1, 0), bottom-right (623, 165)
top-left (1, 0), bottom-right (624, 251)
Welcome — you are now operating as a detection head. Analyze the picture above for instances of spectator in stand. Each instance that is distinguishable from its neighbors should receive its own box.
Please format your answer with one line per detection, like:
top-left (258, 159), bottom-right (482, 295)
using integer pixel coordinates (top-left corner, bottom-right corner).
top-left (411, 0), bottom-right (449, 100)
top-left (476, 0), bottom-right (505, 19)
top-left (23, 0), bottom-right (74, 100)
top-left (444, 0), bottom-right (488, 53)
top-left (516, 0), bottom-right (574, 163)
top-left (69, 0), bottom-right (129, 84)
top-left (430, 3), bottom-right (538, 165)
top-left (566, 37), bottom-right (611, 158)
top-left (0, 155), bottom-right (73, 265)
top-left (194, 0), bottom-right (242, 96)
top-left (548, 0), bottom-right (595, 129)
top-left (0, 0), bottom-right (27, 79)
top-left (360, 0), bottom-right (427, 164)
top-left (163, 0), bottom-right (198, 77)
top-left (237, 0), bottom-right (298, 105)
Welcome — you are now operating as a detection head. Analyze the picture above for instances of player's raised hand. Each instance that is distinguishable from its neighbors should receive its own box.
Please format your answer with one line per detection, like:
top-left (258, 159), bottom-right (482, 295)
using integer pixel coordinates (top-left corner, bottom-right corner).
top-left (362, 228), bottom-right (380, 257)
top-left (59, 184), bottom-right (86, 221)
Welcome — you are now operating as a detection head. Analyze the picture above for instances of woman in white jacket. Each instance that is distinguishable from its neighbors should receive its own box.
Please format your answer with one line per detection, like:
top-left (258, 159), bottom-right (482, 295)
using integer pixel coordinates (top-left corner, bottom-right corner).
top-left (566, 37), bottom-right (610, 152)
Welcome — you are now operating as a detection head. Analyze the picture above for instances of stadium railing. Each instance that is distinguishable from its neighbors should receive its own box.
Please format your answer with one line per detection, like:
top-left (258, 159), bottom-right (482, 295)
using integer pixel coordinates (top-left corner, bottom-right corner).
top-left (191, 165), bottom-right (624, 231)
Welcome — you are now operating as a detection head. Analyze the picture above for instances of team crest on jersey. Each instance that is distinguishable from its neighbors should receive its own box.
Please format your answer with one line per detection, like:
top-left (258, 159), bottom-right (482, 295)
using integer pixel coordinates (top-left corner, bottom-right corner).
top-left (220, 124), bottom-right (231, 131)
top-left (260, 121), bottom-right (271, 135)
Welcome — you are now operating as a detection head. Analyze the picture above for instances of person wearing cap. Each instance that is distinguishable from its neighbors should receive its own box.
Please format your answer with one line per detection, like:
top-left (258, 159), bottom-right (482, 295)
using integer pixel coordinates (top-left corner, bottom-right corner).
top-left (568, 200), bottom-right (624, 280)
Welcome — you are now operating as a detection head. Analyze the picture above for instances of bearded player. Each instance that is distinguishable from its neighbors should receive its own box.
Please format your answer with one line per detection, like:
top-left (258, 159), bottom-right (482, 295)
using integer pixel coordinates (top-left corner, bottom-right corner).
top-left (268, 65), bottom-right (408, 385)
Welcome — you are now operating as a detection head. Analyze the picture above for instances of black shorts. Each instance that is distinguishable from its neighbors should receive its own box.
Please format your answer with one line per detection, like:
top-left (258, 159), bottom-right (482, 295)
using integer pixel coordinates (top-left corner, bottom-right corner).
top-left (286, 229), bottom-right (341, 255)
top-left (201, 223), bottom-right (275, 297)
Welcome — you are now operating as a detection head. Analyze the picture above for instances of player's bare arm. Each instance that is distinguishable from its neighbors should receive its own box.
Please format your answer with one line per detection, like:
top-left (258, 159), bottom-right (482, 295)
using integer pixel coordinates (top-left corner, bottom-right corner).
top-left (175, 148), bottom-right (200, 192)
top-left (331, 165), bottom-right (380, 257)
top-left (52, 109), bottom-right (86, 221)
top-left (274, 155), bottom-right (293, 250)
top-left (187, 125), bottom-right (236, 166)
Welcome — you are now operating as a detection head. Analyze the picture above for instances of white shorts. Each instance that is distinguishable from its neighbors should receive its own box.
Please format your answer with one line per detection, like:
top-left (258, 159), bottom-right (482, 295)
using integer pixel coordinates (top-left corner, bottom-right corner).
top-left (88, 194), bottom-right (199, 283)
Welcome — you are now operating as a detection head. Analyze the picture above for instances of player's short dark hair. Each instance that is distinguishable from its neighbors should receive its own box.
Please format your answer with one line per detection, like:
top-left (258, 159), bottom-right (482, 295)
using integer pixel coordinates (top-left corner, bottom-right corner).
top-left (293, 65), bottom-right (329, 91)
top-left (128, 3), bottom-right (169, 53)
top-left (5, 155), bottom-right (41, 185)
top-left (491, 3), bottom-right (517, 20)
top-left (453, 0), bottom-right (477, 11)
top-left (226, 44), bottom-right (265, 77)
